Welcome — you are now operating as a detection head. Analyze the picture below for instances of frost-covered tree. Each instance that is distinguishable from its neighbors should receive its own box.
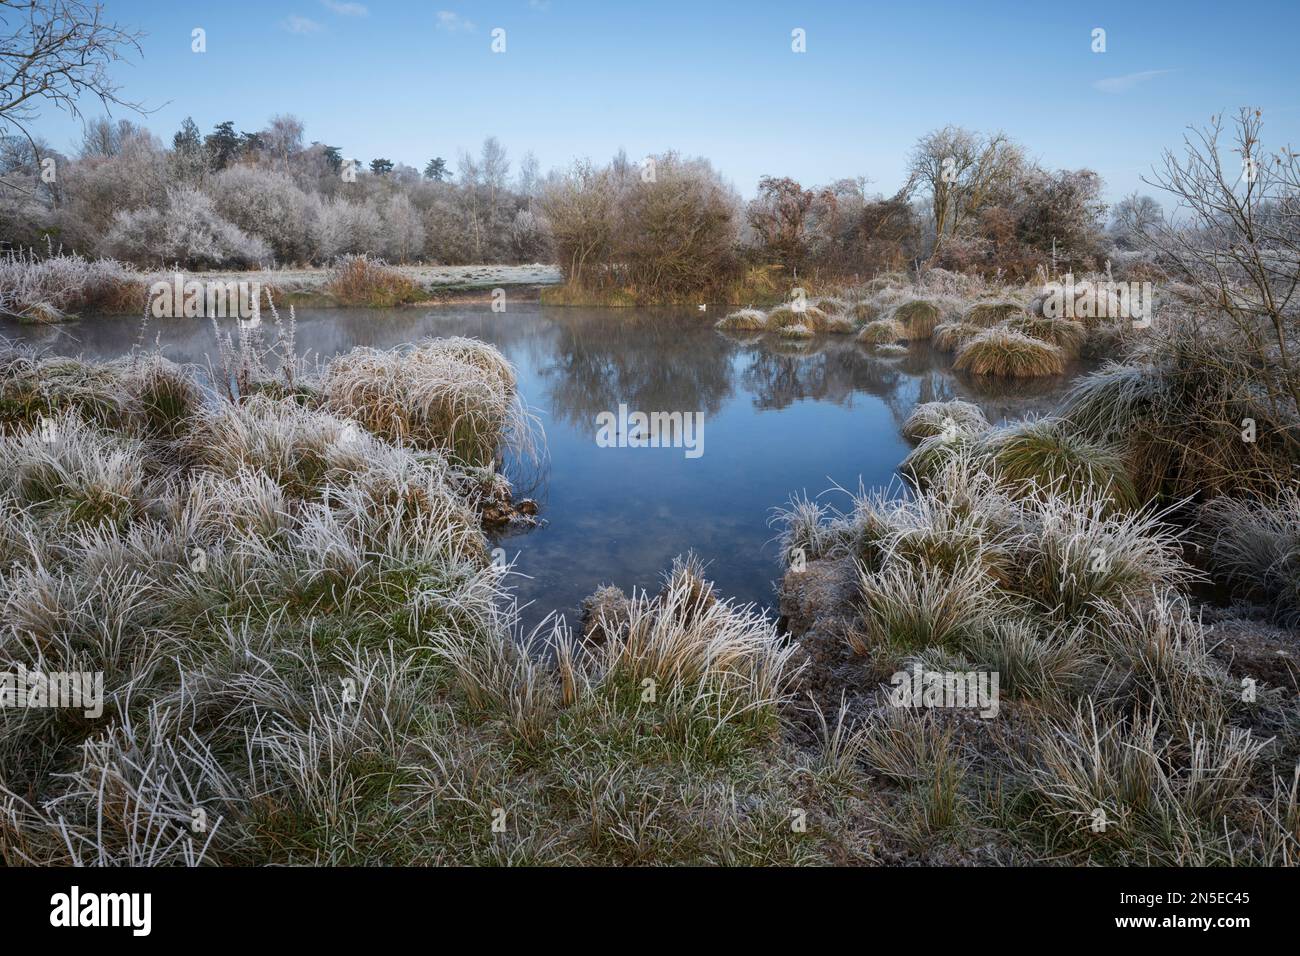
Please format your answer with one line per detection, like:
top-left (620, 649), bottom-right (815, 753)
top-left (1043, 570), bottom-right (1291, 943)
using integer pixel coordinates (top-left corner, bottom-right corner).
top-left (315, 196), bottom-right (384, 260)
top-left (102, 186), bottom-right (270, 268)
top-left (379, 193), bottom-right (426, 263)
top-left (209, 166), bottom-right (317, 265)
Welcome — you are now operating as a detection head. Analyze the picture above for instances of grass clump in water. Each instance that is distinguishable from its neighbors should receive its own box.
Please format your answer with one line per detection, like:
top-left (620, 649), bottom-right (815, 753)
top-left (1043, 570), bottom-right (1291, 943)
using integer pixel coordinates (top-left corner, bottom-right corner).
top-left (954, 328), bottom-right (1065, 378)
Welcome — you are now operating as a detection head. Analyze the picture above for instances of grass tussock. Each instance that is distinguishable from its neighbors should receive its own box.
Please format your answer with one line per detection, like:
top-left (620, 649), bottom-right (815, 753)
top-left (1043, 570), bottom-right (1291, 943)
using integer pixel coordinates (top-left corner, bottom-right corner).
top-left (0, 249), bottom-right (146, 322)
top-left (931, 321), bottom-right (983, 352)
top-left (901, 400), bottom-right (990, 444)
top-left (0, 343), bottom-right (873, 866)
top-left (782, 424), bottom-right (1297, 864)
top-left (954, 328), bottom-right (1065, 378)
top-left (964, 300), bottom-right (1027, 327)
top-left (856, 318), bottom-right (906, 346)
top-left (766, 304), bottom-right (830, 332)
top-left (890, 299), bottom-right (942, 340)
top-left (716, 308), bottom-right (767, 331)
top-left (1201, 489), bottom-right (1300, 624)
top-left (981, 417), bottom-right (1138, 511)
top-left (1060, 327), bottom-right (1299, 501)
top-left (1005, 315), bottom-right (1087, 358)
top-left (850, 300), bottom-right (884, 323)
top-left (325, 254), bottom-right (423, 307)
top-left (319, 337), bottom-right (533, 468)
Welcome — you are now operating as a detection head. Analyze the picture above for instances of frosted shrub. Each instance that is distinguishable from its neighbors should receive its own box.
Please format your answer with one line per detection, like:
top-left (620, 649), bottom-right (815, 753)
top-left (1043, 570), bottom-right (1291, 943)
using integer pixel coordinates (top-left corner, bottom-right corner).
top-left (315, 197), bottom-right (385, 261)
top-left (102, 187), bottom-right (270, 269)
top-left (208, 167), bottom-right (317, 265)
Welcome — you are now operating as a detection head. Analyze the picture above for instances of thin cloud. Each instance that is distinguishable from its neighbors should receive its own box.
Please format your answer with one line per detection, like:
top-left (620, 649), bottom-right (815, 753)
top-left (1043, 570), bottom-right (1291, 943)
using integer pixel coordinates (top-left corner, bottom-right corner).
top-left (528, 0), bottom-right (552, 9)
top-left (436, 10), bottom-right (476, 32)
top-left (282, 15), bottom-right (324, 34)
top-left (1092, 70), bottom-right (1174, 94)
top-left (321, 0), bottom-right (368, 15)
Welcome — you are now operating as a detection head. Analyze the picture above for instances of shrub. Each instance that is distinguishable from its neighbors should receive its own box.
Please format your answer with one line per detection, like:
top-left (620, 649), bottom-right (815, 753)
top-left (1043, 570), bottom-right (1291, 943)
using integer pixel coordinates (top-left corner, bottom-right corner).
top-left (209, 167), bottom-right (317, 265)
top-left (540, 160), bottom-right (618, 290)
top-left (620, 153), bottom-right (741, 301)
top-left (315, 197), bottom-right (386, 261)
top-left (378, 193), bottom-right (427, 264)
top-left (325, 254), bottom-right (422, 307)
top-left (954, 328), bottom-right (1064, 378)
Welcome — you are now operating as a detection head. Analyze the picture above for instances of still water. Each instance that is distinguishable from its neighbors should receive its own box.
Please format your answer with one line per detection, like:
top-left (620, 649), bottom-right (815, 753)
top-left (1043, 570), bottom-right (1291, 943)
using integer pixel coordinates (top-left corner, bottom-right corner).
top-left (2, 305), bottom-right (1085, 629)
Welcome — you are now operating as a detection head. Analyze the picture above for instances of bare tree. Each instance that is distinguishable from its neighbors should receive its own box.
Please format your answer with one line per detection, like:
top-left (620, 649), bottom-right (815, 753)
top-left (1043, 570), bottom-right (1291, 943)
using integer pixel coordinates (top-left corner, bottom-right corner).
top-left (540, 160), bottom-right (616, 288)
top-left (1138, 106), bottom-right (1300, 468)
top-left (1142, 108), bottom-right (1300, 457)
top-left (908, 125), bottom-right (1023, 258)
top-left (0, 0), bottom-right (145, 148)
top-left (1109, 192), bottom-right (1163, 249)
top-left (746, 175), bottom-right (814, 271)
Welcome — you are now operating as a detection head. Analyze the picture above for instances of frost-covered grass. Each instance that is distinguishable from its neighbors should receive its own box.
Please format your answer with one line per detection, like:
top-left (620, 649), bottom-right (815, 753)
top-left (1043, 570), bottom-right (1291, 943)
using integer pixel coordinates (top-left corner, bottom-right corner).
top-left (0, 249), bottom-right (145, 322)
top-left (0, 340), bottom-right (867, 867)
top-left (325, 254), bottom-right (423, 307)
top-left (955, 328), bottom-right (1065, 378)
top-left (774, 416), bottom-right (1299, 865)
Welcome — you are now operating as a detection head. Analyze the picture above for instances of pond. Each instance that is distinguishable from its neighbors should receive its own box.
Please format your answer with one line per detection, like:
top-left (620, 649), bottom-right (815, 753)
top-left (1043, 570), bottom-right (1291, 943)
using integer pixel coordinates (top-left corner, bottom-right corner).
top-left (1, 305), bottom-right (1089, 631)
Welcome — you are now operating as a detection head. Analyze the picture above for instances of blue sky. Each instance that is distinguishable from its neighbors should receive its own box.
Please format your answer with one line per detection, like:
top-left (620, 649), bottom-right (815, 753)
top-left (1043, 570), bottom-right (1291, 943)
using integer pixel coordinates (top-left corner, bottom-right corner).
top-left (27, 0), bottom-right (1300, 202)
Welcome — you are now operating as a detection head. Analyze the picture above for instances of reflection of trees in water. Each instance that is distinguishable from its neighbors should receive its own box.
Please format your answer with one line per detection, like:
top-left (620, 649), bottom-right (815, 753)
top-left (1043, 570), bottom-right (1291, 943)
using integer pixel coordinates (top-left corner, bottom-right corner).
top-left (735, 336), bottom-right (1088, 434)
top-left (738, 336), bottom-right (937, 412)
top-left (541, 309), bottom-right (736, 428)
